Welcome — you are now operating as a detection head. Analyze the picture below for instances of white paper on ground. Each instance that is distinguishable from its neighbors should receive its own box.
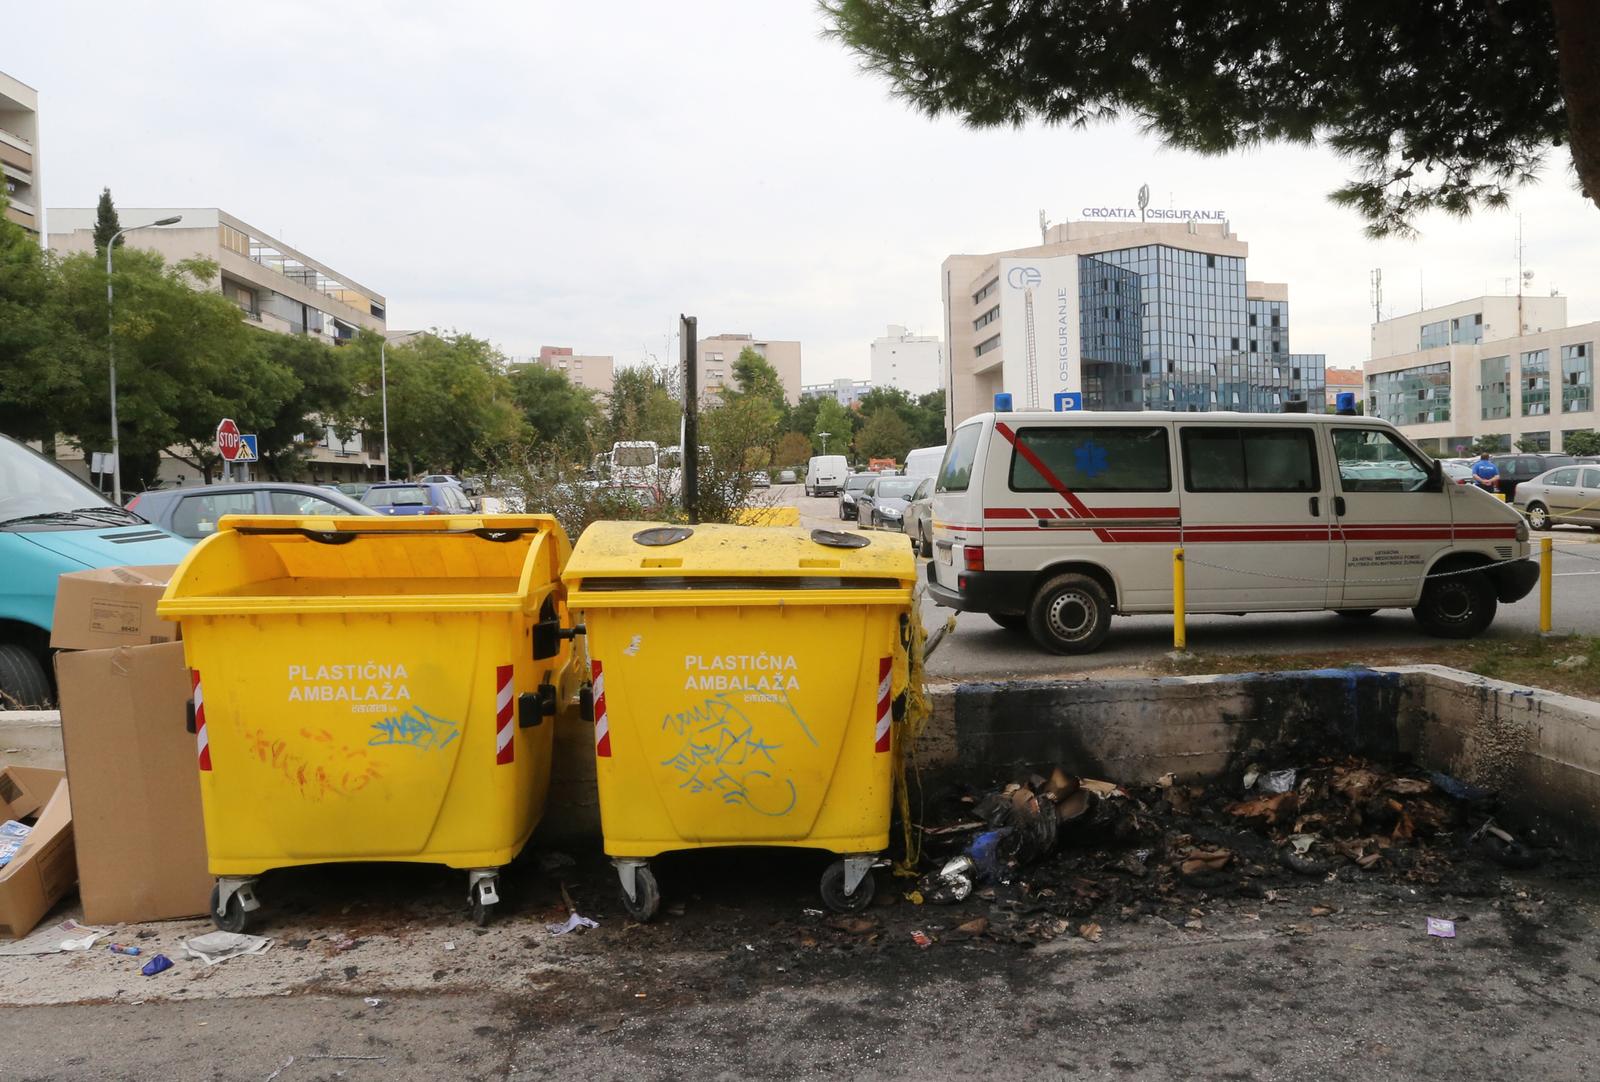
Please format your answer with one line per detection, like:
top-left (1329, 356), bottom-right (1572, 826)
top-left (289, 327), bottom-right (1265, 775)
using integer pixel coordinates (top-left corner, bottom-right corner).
top-left (546, 913), bottom-right (599, 936)
top-left (183, 931), bottom-right (273, 965)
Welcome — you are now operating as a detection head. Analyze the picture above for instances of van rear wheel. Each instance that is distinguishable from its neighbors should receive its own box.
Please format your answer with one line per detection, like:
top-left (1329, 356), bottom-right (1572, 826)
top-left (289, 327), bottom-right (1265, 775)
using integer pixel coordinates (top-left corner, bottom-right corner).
top-left (1413, 569), bottom-right (1497, 639)
top-left (1027, 574), bottom-right (1112, 654)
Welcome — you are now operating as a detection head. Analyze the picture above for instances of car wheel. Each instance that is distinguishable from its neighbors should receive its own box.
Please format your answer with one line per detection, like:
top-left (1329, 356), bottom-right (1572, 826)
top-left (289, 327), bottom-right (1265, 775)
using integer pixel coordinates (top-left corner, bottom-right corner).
top-left (919, 524), bottom-right (932, 558)
top-left (0, 644), bottom-right (51, 709)
top-left (1526, 502), bottom-right (1550, 531)
top-left (1412, 568), bottom-right (1498, 639)
top-left (1027, 573), bottom-right (1113, 654)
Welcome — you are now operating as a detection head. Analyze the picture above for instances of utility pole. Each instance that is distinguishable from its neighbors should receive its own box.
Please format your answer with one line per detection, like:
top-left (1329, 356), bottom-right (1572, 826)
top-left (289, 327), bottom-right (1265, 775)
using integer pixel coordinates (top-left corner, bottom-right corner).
top-left (680, 315), bottom-right (699, 524)
top-left (106, 214), bottom-right (182, 502)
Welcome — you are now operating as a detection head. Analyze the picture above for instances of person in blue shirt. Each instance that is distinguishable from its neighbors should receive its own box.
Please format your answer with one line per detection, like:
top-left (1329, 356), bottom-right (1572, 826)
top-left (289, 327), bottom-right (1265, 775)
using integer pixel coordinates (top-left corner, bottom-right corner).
top-left (1471, 453), bottom-right (1500, 490)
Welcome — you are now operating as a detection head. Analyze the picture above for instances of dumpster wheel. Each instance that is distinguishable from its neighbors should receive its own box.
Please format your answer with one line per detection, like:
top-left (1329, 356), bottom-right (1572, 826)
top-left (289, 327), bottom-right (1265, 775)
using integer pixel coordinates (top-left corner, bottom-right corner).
top-left (210, 882), bottom-right (257, 934)
top-left (616, 861), bottom-right (661, 922)
top-left (820, 859), bottom-right (877, 913)
top-left (468, 870), bottom-right (502, 927)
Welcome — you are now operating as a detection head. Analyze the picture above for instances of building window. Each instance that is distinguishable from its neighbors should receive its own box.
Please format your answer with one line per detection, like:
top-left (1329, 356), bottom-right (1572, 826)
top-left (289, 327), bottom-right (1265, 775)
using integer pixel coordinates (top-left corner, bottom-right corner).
top-left (1370, 361), bottom-right (1451, 425)
top-left (975, 334), bottom-right (1001, 357)
top-left (972, 277), bottom-right (999, 305)
top-left (219, 224), bottom-right (250, 257)
top-left (1521, 430), bottom-right (1552, 452)
top-left (972, 305), bottom-right (1000, 331)
top-left (1420, 319), bottom-right (1450, 350)
top-left (1480, 356), bottom-right (1510, 419)
top-left (1522, 349), bottom-right (1550, 416)
top-left (1562, 342), bottom-right (1593, 413)
top-left (1451, 313), bottom-right (1484, 345)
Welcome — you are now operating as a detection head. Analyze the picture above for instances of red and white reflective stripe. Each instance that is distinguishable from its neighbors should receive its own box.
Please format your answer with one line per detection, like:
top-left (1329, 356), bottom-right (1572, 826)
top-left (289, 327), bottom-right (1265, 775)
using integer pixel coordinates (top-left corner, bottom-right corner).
top-left (494, 664), bottom-right (515, 766)
top-left (874, 657), bottom-right (892, 754)
top-left (591, 659), bottom-right (611, 758)
top-left (191, 669), bottom-right (211, 772)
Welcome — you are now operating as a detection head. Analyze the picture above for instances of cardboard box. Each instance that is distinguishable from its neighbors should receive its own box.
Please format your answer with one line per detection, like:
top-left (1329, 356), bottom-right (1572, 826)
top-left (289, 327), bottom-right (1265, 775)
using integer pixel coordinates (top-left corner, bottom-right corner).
top-left (0, 766), bottom-right (76, 939)
top-left (51, 565), bottom-right (180, 652)
top-left (56, 642), bottom-right (211, 925)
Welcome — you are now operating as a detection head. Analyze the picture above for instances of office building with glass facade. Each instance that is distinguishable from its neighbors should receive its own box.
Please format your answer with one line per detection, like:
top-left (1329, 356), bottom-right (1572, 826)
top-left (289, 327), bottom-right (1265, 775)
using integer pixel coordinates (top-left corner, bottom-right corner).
top-left (1363, 295), bottom-right (1600, 454)
top-left (942, 220), bottom-right (1327, 433)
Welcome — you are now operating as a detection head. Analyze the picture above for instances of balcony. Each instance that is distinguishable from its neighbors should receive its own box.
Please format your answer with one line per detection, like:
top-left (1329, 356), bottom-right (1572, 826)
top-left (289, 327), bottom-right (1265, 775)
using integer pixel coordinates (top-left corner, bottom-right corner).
top-left (3, 204), bottom-right (35, 230)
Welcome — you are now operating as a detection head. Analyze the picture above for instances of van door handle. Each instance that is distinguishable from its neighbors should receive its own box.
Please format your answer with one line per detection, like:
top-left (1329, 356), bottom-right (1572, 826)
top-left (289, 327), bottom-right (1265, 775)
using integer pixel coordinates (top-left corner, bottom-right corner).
top-left (1309, 496), bottom-right (1320, 517)
top-left (1334, 496), bottom-right (1347, 516)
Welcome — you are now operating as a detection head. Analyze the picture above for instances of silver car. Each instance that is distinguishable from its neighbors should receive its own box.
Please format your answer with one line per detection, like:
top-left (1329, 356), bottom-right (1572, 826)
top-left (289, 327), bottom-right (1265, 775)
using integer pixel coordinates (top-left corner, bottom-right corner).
top-left (1513, 464), bottom-right (1600, 530)
top-left (855, 475), bottom-right (921, 530)
top-left (904, 476), bottom-right (935, 555)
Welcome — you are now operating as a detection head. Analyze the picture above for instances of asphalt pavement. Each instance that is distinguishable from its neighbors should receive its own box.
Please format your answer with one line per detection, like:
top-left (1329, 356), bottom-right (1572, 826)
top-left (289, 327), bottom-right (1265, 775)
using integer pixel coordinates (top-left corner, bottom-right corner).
top-left (774, 483), bottom-right (1600, 681)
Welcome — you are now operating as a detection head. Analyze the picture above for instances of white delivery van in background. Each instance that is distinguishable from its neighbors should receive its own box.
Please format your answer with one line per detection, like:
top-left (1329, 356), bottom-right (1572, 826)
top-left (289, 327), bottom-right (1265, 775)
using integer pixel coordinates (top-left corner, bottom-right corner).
top-left (903, 444), bottom-right (947, 480)
top-left (926, 411), bottom-right (1536, 654)
top-left (805, 455), bottom-right (849, 498)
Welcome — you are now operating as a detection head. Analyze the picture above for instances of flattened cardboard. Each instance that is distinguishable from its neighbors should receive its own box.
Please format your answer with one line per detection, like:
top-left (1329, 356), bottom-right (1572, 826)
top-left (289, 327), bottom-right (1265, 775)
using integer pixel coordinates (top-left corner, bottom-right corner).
top-left (56, 642), bottom-right (211, 924)
top-left (0, 766), bottom-right (75, 939)
top-left (51, 565), bottom-right (180, 651)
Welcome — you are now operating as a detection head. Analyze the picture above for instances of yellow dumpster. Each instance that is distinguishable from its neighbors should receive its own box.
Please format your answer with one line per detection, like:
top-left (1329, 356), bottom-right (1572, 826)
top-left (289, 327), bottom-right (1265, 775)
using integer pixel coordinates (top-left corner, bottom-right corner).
top-left (561, 523), bottom-right (916, 919)
top-left (156, 514), bottom-right (578, 931)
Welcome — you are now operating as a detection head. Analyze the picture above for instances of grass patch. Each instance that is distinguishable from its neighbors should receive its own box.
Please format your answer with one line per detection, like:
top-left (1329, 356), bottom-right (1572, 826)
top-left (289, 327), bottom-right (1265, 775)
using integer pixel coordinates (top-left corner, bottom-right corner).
top-left (1153, 634), bottom-right (1600, 701)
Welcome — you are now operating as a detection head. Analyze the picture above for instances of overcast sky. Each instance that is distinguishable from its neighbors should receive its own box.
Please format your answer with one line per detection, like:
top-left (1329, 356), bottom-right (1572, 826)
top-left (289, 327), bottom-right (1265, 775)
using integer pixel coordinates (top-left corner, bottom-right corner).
top-left (13, 1), bottom-right (1600, 384)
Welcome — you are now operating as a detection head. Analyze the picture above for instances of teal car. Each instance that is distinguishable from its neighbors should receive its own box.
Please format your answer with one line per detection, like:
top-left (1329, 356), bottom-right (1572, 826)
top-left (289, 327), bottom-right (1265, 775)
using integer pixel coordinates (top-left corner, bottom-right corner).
top-left (0, 435), bottom-right (190, 708)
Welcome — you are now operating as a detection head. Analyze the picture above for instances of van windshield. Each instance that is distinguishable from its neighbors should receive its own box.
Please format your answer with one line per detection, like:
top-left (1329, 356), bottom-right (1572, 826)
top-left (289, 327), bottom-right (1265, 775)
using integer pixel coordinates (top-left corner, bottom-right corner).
top-left (938, 424), bottom-right (982, 493)
top-left (0, 436), bottom-right (140, 529)
top-left (614, 445), bottom-right (657, 467)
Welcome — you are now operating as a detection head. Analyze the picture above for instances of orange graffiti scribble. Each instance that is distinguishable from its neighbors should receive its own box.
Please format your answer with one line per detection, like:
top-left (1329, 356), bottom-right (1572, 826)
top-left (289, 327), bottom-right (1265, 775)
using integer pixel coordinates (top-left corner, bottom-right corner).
top-left (240, 727), bottom-right (382, 801)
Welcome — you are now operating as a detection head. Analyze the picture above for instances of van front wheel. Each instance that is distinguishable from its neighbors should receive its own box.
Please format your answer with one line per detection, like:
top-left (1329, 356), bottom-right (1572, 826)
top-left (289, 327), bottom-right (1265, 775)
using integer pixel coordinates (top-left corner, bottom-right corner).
top-left (1028, 574), bottom-right (1112, 654)
top-left (1413, 569), bottom-right (1497, 639)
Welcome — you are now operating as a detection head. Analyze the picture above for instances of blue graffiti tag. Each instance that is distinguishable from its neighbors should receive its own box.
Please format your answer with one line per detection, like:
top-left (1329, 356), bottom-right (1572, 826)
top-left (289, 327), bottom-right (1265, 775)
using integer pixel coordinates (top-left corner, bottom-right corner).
top-left (368, 707), bottom-right (460, 750)
top-left (659, 692), bottom-right (809, 816)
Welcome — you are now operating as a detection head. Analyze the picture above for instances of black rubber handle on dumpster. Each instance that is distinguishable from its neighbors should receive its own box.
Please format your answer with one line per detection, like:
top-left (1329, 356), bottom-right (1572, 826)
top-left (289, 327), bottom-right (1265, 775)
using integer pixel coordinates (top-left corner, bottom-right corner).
top-left (185, 699), bottom-right (196, 734)
top-left (231, 526), bottom-right (532, 543)
top-left (633, 526), bottom-right (693, 546)
top-left (810, 528), bottom-right (870, 549)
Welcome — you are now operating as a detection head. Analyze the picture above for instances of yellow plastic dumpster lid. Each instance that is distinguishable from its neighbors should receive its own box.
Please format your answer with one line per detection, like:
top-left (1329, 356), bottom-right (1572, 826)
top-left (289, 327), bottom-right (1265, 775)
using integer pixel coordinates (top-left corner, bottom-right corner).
top-left (157, 513), bottom-right (571, 617)
top-left (561, 521), bottom-right (915, 607)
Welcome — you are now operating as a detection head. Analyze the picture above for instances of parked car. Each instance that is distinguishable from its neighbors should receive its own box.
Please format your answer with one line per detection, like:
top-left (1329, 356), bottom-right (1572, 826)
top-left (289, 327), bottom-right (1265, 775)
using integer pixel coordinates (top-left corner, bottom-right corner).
top-left (1489, 453), bottom-right (1578, 500)
top-left (927, 411), bottom-right (1534, 654)
top-left (838, 473), bottom-right (875, 520)
top-left (335, 482), bottom-right (372, 500)
top-left (777, 469), bottom-right (798, 485)
top-left (1513, 464), bottom-right (1600, 531)
top-left (1439, 461), bottom-right (1474, 486)
top-left (906, 476), bottom-right (935, 555)
top-left (0, 434), bottom-right (191, 707)
top-left (362, 481), bottom-right (476, 516)
top-left (856, 475), bottom-right (922, 530)
top-left (458, 475), bottom-right (485, 497)
top-left (748, 470), bottom-right (771, 489)
top-left (806, 455), bottom-right (850, 498)
top-left (129, 482), bottom-right (377, 541)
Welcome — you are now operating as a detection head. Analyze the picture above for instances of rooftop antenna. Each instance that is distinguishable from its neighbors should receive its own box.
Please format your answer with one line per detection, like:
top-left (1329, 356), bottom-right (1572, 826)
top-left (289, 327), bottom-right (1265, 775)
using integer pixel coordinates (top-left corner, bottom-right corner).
top-left (1370, 268), bottom-right (1383, 323)
top-left (1038, 209), bottom-right (1050, 245)
top-left (1516, 214), bottom-right (1529, 334)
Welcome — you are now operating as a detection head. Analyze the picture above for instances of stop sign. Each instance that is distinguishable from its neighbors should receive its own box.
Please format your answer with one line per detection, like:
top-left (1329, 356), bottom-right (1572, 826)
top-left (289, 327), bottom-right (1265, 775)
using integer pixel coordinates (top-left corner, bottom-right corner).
top-left (216, 418), bottom-right (242, 461)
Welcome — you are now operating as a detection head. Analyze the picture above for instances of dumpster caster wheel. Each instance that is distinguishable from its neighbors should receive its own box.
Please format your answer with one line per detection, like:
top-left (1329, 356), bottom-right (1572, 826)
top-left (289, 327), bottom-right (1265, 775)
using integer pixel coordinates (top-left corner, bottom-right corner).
top-left (210, 884), bottom-right (253, 934)
top-left (820, 859), bottom-right (876, 913)
top-left (467, 871), bottom-right (501, 927)
top-left (471, 898), bottom-right (496, 927)
top-left (618, 863), bottom-right (660, 922)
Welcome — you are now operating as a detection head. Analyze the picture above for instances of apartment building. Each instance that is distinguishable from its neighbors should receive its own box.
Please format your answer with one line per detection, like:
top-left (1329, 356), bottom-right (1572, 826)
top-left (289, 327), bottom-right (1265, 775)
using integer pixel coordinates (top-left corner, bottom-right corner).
top-left (801, 378), bottom-right (872, 408)
top-left (48, 207), bottom-right (387, 484)
top-left (1364, 295), bottom-right (1594, 454)
top-left (697, 333), bottom-right (802, 405)
top-left (0, 71), bottom-right (41, 240)
top-left (530, 345), bottom-right (615, 397)
top-left (943, 217), bottom-right (1327, 433)
top-left (870, 325), bottom-right (943, 398)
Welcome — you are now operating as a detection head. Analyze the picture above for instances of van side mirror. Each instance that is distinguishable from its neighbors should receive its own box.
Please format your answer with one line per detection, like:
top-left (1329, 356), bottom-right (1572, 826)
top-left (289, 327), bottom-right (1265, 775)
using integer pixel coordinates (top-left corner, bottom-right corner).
top-left (1426, 458), bottom-right (1444, 491)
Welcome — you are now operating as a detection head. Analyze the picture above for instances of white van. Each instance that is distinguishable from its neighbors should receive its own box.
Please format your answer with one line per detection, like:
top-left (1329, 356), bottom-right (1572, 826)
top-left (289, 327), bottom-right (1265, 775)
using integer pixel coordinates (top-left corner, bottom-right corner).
top-left (927, 411), bottom-right (1535, 654)
top-left (903, 444), bottom-right (947, 481)
top-left (805, 455), bottom-right (850, 498)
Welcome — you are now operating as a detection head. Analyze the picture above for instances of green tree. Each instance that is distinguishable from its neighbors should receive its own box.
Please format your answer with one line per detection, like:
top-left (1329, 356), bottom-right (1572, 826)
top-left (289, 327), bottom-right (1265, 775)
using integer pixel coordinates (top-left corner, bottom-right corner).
top-left (775, 430), bottom-right (814, 469)
top-left (1515, 437), bottom-right (1546, 453)
top-left (787, 394), bottom-right (822, 443)
top-left (92, 188), bottom-right (122, 251)
top-left (858, 408), bottom-right (913, 461)
top-left (250, 332), bottom-right (361, 481)
top-left (727, 348), bottom-right (788, 414)
top-left (811, 396), bottom-right (855, 457)
top-left (50, 249), bottom-right (293, 487)
top-left (913, 390), bottom-right (946, 447)
top-left (1469, 436), bottom-right (1506, 456)
top-left (607, 365), bottom-right (681, 448)
top-left (509, 363), bottom-right (600, 457)
top-left (1563, 430), bottom-right (1600, 456)
top-left (368, 332), bottom-right (521, 477)
top-left (824, 0), bottom-right (1593, 236)
top-left (0, 183), bottom-right (71, 442)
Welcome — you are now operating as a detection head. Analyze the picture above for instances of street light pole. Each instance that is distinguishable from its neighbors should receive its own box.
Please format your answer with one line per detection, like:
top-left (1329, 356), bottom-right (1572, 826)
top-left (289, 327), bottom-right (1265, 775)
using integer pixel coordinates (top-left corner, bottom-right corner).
top-left (380, 338), bottom-right (391, 482)
top-left (819, 431), bottom-right (830, 456)
top-left (106, 215), bottom-right (182, 503)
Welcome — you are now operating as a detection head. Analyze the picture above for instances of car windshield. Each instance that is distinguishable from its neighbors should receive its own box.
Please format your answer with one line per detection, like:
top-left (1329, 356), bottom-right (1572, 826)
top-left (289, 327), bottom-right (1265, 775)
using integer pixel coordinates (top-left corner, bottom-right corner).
top-left (364, 485), bottom-right (429, 507)
top-left (876, 478), bottom-right (919, 500)
top-left (0, 436), bottom-right (139, 527)
top-left (845, 475), bottom-right (874, 491)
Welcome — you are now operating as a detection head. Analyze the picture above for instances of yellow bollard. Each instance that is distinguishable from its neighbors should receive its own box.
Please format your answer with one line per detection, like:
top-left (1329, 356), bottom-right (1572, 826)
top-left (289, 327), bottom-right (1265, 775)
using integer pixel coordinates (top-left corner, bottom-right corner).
top-left (1173, 546), bottom-right (1187, 651)
top-left (1540, 536), bottom-right (1553, 634)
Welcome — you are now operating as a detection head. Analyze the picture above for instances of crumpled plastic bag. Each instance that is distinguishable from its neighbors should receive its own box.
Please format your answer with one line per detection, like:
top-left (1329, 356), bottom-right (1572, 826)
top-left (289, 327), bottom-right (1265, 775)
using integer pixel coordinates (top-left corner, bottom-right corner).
top-left (183, 931), bottom-right (272, 966)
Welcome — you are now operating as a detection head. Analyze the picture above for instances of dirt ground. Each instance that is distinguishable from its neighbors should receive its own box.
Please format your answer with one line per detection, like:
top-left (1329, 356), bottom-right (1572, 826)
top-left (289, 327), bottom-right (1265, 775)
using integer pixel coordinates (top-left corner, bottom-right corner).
top-left (4, 760), bottom-right (1599, 1082)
